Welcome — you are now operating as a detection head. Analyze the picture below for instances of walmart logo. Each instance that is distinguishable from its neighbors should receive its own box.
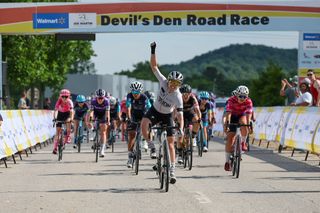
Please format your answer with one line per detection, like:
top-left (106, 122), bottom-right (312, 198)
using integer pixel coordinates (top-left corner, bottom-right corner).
top-left (33, 13), bottom-right (69, 29)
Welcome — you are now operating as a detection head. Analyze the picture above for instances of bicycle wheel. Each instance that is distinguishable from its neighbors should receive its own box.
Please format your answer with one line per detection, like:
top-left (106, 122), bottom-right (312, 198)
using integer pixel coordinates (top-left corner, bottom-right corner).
top-left (77, 126), bottom-right (83, 153)
top-left (86, 127), bottom-right (90, 143)
top-left (111, 133), bottom-right (115, 153)
top-left (95, 129), bottom-right (100, 162)
top-left (198, 126), bottom-right (204, 157)
top-left (58, 136), bottom-right (63, 161)
top-left (134, 139), bottom-right (140, 175)
top-left (163, 140), bottom-right (170, 192)
top-left (158, 145), bottom-right (164, 189)
top-left (188, 133), bottom-right (193, 171)
top-left (235, 137), bottom-right (241, 178)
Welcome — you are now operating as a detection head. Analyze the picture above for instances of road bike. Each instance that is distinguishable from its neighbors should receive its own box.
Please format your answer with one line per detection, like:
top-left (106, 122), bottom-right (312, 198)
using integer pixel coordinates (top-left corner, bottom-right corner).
top-left (53, 120), bottom-right (68, 161)
top-left (228, 122), bottom-right (252, 178)
top-left (151, 123), bottom-right (178, 192)
top-left (130, 121), bottom-right (142, 175)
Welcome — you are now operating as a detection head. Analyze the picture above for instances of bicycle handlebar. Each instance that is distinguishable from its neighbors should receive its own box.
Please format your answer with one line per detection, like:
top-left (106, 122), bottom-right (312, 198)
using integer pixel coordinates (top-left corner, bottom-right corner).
top-left (228, 122), bottom-right (253, 128)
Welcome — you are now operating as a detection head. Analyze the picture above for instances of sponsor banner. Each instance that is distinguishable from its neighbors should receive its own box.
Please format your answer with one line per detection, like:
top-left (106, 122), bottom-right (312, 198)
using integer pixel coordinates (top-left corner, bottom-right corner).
top-left (298, 32), bottom-right (320, 78)
top-left (69, 13), bottom-right (96, 29)
top-left (0, 110), bottom-right (54, 159)
top-left (33, 13), bottom-right (69, 29)
top-left (0, 2), bottom-right (320, 33)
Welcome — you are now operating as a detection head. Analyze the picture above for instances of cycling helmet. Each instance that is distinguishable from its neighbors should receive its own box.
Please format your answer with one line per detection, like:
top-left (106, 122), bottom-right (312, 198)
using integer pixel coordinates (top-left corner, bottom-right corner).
top-left (168, 71), bottom-right (183, 83)
top-left (76, 95), bottom-right (86, 103)
top-left (60, 89), bottom-right (70, 97)
top-left (199, 91), bottom-right (210, 99)
top-left (180, 84), bottom-right (192, 93)
top-left (149, 92), bottom-right (155, 100)
top-left (95, 88), bottom-right (106, 97)
top-left (130, 81), bottom-right (143, 92)
top-left (86, 96), bottom-right (91, 102)
top-left (109, 96), bottom-right (117, 105)
top-left (231, 90), bottom-right (238, 96)
top-left (106, 92), bottom-right (111, 98)
top-left (235, 85), bottom-right (249, 96)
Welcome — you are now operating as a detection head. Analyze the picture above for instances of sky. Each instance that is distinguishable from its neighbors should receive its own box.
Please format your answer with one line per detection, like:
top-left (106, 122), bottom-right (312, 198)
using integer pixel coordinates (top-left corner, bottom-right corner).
top-left (80, 0), bottom-right (300, 75)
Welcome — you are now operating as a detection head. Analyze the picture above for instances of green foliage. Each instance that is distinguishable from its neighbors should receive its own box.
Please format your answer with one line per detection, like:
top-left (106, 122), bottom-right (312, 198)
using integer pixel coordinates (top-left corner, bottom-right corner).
top-left (116, 44), bottom-right (296, 98)
top-left (116, 61), bottom-right (158, 82)
top-left (250, 62), bottom-right (286, 106)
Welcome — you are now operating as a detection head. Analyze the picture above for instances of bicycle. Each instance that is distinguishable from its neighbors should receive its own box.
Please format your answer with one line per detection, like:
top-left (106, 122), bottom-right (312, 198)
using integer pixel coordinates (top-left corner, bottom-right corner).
top-left (228, 122), bottom-right (252, 178)
top-left (53, 120), bottom-right (68, 161)
top-left (130, 121), bottom-right (142, 175)
top-left (150, 123), bottom-right (178, 192)
top-left (180, 122), bottom-right (194, 171)
top-left (74, 118), bottom-right (85, 153)
top-left (108, 121), bottom-right (117, 153)
top-left (91, 119), bottom-right (101, 162)
top-left (197, 122), bottom-right (205, 157)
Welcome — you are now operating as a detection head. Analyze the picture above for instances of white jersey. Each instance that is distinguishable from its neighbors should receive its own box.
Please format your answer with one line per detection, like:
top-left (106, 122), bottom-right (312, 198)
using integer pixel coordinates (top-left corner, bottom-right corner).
top-left (153, 67), bottom-right (183, 114)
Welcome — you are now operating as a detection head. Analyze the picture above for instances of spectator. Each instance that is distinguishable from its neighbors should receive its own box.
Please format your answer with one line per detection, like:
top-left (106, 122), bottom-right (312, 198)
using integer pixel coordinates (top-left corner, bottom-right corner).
top-left (0, 113), bottom-right (2, 127)
top-left (307, 69), bottom-right (320, 106)
top-left (291, 78), bottom-right (312, 106)
top-left (18, 91), bottom-right (30, 109)
top-left (43, 98), bottom-right (52, 110)
top-left (280, 76), bottom-right (299, 105)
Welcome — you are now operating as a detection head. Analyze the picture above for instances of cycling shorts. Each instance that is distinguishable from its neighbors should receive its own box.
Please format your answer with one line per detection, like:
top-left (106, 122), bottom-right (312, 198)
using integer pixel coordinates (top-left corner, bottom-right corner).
top-left (143, 106), bottom-right (174, 136)
top-left (56, 111), bottom-right (71, 127)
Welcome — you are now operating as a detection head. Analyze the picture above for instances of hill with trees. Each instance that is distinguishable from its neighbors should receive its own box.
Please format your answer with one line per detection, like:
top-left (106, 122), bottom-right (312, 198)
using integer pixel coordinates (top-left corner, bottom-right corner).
top-left (116, 44), bottom-right (297, 106)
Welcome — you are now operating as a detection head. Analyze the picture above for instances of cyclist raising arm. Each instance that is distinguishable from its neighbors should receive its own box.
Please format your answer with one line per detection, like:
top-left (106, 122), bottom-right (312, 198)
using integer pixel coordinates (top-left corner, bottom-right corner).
top-left (87, 89), bottom-right (110, 158)
top-left (141, 42), bottom-right (184, 184)
top-left (224, 85), bottom-right (253, 171)
top-left (53, 89), bottom-right (74, 154)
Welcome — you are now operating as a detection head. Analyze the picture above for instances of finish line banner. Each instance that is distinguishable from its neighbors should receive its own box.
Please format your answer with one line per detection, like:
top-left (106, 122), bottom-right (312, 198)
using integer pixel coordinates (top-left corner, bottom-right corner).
top-left (0, 1), bottom-right (320, 34)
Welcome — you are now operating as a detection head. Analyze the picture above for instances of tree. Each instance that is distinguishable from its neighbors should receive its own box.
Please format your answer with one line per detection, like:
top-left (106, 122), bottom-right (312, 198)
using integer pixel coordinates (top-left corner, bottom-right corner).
top-left (250, 62), bottom-right (286, 106)
top-left (3, 35), bottom-right (96, 108)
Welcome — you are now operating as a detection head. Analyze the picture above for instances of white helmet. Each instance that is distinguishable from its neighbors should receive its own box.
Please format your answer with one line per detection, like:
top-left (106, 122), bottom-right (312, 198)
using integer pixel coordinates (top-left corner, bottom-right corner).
top-left (130, 81), bottom-right (143, 92)
top-left (168, 71), bottom-right (183, 83)
top-left (236, 85), bottom-right (249, 96)
top-left (301, 77), bottom-right (311, 86)
top-left (109, 96), bottom-right (117, 105)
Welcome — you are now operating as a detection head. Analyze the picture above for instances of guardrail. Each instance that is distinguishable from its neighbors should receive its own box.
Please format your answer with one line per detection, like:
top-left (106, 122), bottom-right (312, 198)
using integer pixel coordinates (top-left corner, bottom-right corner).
top-left (212, 107), bottom-right (320, 164)
top-left (0, 110), bottom-right (55, 167)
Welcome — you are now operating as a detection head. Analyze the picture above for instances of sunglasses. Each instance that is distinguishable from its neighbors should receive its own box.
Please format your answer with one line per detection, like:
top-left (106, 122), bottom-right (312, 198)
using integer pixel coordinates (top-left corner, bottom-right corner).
top-left (169, 80), bottom-right (181, 87)
top-left (97, 97), bottom-right (104, 100)
top-left (132, 90), bottom-right (141, 95)
top-left (61, 96), bottom-right (68, 99)
top-left (307, 73), bottom-right (313, 76)
top-left (238, 95), bottom-right (248, 99)
top-left (201, 98), bottom-right (208, 100)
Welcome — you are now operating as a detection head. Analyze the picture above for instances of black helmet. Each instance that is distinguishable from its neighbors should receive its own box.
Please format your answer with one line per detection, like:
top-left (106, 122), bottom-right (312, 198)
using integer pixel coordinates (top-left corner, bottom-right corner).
top-left (180, 84), bottom-right (192, 93)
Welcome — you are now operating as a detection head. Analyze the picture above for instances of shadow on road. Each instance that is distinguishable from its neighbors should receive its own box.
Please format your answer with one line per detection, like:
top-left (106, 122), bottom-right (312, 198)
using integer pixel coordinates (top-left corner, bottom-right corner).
top-left (47, 187), bottom-right (158, 194)
top-left (213, 137), bottom-right (320, 173)
top-left (223, 190), bottom-right (320, 194)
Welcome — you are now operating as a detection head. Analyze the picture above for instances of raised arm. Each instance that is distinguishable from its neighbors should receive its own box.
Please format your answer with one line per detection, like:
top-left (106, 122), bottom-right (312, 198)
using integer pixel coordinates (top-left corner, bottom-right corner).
top-left (150, 42), bottom-right (166, 82)
top-left (150, 42), bottom-right (158, 73)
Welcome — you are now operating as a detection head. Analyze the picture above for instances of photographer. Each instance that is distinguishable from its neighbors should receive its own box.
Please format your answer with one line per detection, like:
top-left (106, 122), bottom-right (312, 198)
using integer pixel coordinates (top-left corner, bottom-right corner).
top-left (280, 76), bottom-right (298, 106)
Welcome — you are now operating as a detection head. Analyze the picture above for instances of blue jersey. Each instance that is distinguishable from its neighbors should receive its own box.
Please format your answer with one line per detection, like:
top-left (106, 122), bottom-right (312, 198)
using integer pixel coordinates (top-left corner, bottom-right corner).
top-left (74, 102), bottom-right (89, 119)
top-left (110, 101), bottom-right (121, 118)
top-left (126, 93), bottom-right (151, 120)
top-left (198, 99), bottom-right (211, 121)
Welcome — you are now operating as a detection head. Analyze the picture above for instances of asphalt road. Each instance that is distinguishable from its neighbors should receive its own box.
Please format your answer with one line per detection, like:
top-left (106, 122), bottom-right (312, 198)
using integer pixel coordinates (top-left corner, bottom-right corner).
top-left (1, 136), bottom-right (320, 213)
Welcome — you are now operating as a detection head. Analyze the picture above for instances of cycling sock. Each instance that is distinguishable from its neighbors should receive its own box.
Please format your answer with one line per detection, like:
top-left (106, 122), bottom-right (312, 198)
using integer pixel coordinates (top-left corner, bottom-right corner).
top-left (101, 144), bottom-right (106, 152)
top-left (241, 136), bottom-right (247, 143)
top-left (225, 152), bottom-right (231, 162)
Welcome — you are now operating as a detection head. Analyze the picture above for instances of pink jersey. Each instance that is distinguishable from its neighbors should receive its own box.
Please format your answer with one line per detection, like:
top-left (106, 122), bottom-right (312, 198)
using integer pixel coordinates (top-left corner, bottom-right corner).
top-left (55, 98), bottom-right (73, 112)
top-left (226, 96), bottom-right (253, 116)
top-left (120, 100), bottom-right (127, 114)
